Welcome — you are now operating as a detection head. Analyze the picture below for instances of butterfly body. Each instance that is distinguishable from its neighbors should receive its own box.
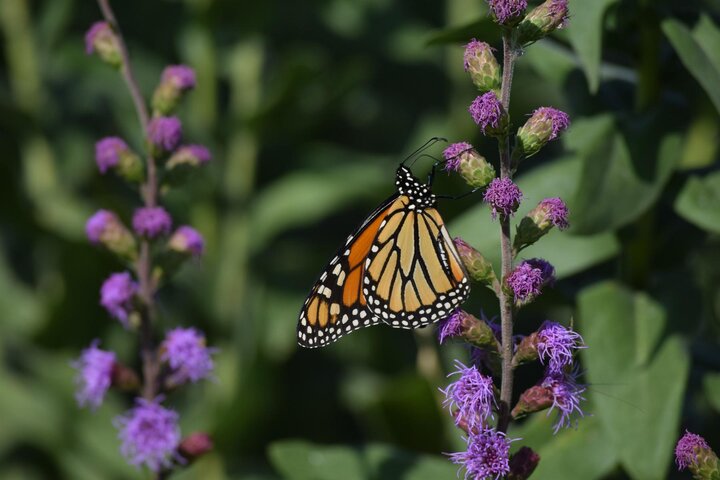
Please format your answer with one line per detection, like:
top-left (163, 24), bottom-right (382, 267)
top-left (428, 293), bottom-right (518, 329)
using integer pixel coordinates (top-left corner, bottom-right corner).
top-left (298, 165), bottom-right (469, 348)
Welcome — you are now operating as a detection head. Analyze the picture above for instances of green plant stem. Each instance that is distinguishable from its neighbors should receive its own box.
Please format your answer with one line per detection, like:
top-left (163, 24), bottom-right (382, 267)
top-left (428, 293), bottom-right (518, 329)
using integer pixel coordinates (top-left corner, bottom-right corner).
top-left (96, 0), bottom-right (160, 404)
top-left (497, 30), bottom-right (518, 434)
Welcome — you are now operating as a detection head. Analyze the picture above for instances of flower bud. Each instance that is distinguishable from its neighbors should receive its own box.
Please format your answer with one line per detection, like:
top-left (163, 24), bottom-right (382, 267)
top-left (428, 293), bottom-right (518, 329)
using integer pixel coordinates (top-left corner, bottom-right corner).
top-left (676, 431), bottom-right (720, 479)
top-left (512, 332), bottom-right (539, 367)
top-left (508, 447), bottom-right (541, 480)
top-left (95, 137), bottom-right (144, 182)
top-left (517, 0), bottom-right (569, 46)
top-left (152, 65), bottom-right (196, 115)
top-left (168, 226), bottom-right (205, 257)
top-left (178, 432), bottom-right (214, 463)
top-left (505, 258), bottom-right (555, 307)
top-left (111, 362), bottom-right (141, 392)
top-left (486, 0), bottom-right (528, 26)
top-left (514, 197), bottom-right (569, 252)
top-left (166, 144), bottom-right (212, 170)
top-left (85, 21), bottom-right (122, 67)
top-left (511, 384), bottom-right (554, 419)
top-left (513, 107), bottom-right (570, 161)
top-left (453, 237), bottom-right (498, 287)
top-left (464, 40), bottom-right (501, 93)
top-left (85, 210), bottom-right (137, 260)
top-left (469, 92), bottom-right (508, 138)
top-left (438, 309), bottom-right (500, 353)
top-left (443, 143), bottom-right (496, 189)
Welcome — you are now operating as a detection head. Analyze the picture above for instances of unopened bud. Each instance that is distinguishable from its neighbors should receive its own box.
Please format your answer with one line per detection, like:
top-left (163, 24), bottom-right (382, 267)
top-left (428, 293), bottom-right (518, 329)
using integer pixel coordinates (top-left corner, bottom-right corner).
top-left (508, 447), bottom-right (541, 480)
top-left (514, 197), bottom-right (569, 252)
top-left (512, 332), bottom-right (539, 367)
top-left (464, 40), bottom-right (501, 93)
top-left (453, 238), bottom-right (498, 288)
top-left (438, 309), bottom-right (500, 354)
top-left (95, 137), bottom-right (144, 182)
top-left (166, 144), bottom-right (211, 169)
top-left (152, 65), bottom-right (197, 115)
top-left (470, 92), bottom-right (509, 138)
top-left (511, 384), bottom-right (553, 419)
top-left (85, 210), bottom-right (137, 260)
top-left (517, 0), bottom-right (569, 46)
top-left (84, 22), bottom-right (122, 67)
top-left (178, 432), bottom-right (213, 463)
top-left (513, 107), bottom-right (570, 162)
top-left (443, 143), bottom-right (496, 189)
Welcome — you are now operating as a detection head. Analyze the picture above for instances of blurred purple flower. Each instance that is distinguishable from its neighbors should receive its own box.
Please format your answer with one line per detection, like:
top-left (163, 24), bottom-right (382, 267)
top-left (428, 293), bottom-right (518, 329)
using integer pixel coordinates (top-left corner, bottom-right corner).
top-left (449, 428), bottom-right (512, 479)
top-left (542, 371), bottom-right (586, 434)
top-left (537, 321), bottom-right (584, 373)
top-left (148, 116), bottom-right (182, 152)
top-left (73, 340), bottom-right (115, 410)
top-left (161, 65), bottom-right (196, 90)
top-left (84, 21), bottom-right (111, 54)
top-left (537, 197), bottom-right (569, 230)
top-left (487, 0), bottom-right (527, 24)
top-left (161, 327), bottom-right (215, 384)
top-left (115, 398), bottom-right (181, 471)
top-left (441, 360), bottom-right (496, 429)
top-left (86, 209), bottom-right (118, 244)
top-left (469, 92), bottom-right (504, 135)
top-left (95, 137), bottom-right (129, 174)
top-left (675, 431), bottom-right (712, 471)
top-left (483, 177), bottom-right (522, 219)
top-left (133, 206), bottom-right (172, 238)
top-left (100, 272), bottom-right (138, 326)
top-left (168, 226), bottom-right (205, 257)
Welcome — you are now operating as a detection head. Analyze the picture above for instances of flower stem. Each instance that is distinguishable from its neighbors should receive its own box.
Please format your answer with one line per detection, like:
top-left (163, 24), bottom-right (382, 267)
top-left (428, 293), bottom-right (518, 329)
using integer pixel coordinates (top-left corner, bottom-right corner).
top-left (497, 30), bottom-right (518, 433)
top-left (96, 0), bottom-right (160, 403)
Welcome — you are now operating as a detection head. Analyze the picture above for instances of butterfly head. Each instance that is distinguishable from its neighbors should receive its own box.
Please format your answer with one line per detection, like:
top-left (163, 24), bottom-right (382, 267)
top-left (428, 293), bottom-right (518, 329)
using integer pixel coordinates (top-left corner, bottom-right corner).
top-left (396, 166), bottom-right (436, 209)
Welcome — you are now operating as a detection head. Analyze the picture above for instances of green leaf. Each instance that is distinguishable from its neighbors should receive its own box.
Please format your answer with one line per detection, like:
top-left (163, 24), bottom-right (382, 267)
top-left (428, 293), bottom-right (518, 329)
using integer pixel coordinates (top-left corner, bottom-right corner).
top-left (511, 413), bottom-right (619, 480)
top-left (450, 156), bottom-right (619, 279)
top-left (578, 282), bottom-right (690, 480)
top-left (704, 372), bottom-right (720, 413)
top-left (268, 441), bottom-right (457, 480)
top-left (674, 171), bottom-right (720, 234)
top-left (663, 16), bottom-right (720, 113)
top-left (566, 0), bottom-right (618, 93)
top-left (568, 115), bottom-right (681, 234)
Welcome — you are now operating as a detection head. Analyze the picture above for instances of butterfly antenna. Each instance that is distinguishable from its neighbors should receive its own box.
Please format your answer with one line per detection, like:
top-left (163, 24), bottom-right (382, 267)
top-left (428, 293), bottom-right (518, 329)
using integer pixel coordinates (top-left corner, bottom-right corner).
top-left (401, 137), bottom-right (447, 166)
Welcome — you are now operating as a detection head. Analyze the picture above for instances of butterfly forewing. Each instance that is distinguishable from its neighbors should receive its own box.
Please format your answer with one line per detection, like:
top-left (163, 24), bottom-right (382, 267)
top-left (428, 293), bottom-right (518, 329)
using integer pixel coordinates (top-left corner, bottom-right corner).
top-left (362, 201), bottom-right (469, 329)
top-left (297, 195), bottom-right (405, 348)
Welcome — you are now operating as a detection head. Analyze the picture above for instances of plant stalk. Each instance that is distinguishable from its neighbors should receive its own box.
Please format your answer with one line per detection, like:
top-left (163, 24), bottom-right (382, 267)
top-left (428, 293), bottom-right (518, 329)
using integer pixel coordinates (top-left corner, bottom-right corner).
top-left (497, 30), bottom-right (518, 434)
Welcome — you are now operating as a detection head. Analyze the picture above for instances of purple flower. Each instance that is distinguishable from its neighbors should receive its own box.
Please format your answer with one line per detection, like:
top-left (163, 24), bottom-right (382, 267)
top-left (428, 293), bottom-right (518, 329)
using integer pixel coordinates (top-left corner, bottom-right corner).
top-left (442, 142), bottom-right (473, 172)
top-left (84, 21), bottom-right (111, 54)
top-left (161, 327), bottom-right (215, 384)
top-left (506, 259), bottom-right (554, 303)
top-left (133, 206), bottom-right (172, 238)
top-left (86, 209), bottom-right (118, 244)
top-left (100, 272), bottom-right (138, 326)
top-left (449, 429), bottom-right (512, 479)
top-left (675, 431), bottom-right (712, 470)
top-left (441, 361), bottom-right (496, 429)
top-left (486, 0), bottom-right (528, 24)
top-left (95, 137), bottom-right (129, 174)
top-left (168, 226), bottom-right (205, 256)
top-left (469, 92), bottom-right (504, 135)
top-left (438, 309), bottom-right (464, 343)
top-left (161, 65), bottom-right (196, 90)
top-left (115, 398), bottom-right (181, 472)
top-left (537, 197), bottom-right (570, 230)
top-left (537, 321), bottom-right (584, 373)
top-left (463, 39), bottom-right (491, 72)
top-left (483, 177), bottom-right (522, 219)
top-left (549, 0), bottom-right (570, 27)
top-left (148, 116), bottom-right (182, 152)
top-left (542, 371), bottom-right (586, 434)
top-left (533, 107), bottom-right (570, 140)
top-left (72, 340), bottom-right (115, 410)
top-left (167, 144), bottom-right (212, 169)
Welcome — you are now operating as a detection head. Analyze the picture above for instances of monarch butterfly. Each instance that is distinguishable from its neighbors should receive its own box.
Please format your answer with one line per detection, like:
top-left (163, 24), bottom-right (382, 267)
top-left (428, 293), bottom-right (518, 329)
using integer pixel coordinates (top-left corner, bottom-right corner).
top-left (297, 140), bottom-right (470, 348)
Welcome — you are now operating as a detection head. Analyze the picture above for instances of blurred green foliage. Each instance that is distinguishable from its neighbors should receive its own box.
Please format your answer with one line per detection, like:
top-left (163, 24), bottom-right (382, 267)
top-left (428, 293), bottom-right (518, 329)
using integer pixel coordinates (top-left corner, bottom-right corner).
top-left (0, 0), bottom-right (719, 478)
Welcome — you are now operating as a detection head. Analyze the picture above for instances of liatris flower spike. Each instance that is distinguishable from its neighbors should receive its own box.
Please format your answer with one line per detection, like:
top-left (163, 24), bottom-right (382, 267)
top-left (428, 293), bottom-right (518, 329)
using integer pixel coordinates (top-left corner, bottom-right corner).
top-left (443, 142), bottom-right (496, 189)
top-left (486, 0), bottom-right (528, 26)
top-left (514, 107), bottom-right (570, 162)
top-left (517, 0), bottom-right (569, 45)
top-left (95, 136), bottom-right (143, 181)
top-left (514, 197), bottom-right (570, 252)
top-left (470, 91), bottom-right (508, 137)
top-left (152, 65), bottom-right (197, 115)
top-left (483, 177), bottom-right (523, 219)
top-left (675, 431), bottom-right (720, 479)
top-left (464, 39), bottom-right (501, 93)
top-left (85, 21), bottom-right (121, 67)
top-left (449, 428), bottom-right (513, 479)
top-left (85, 209), bottom-right (137, 259)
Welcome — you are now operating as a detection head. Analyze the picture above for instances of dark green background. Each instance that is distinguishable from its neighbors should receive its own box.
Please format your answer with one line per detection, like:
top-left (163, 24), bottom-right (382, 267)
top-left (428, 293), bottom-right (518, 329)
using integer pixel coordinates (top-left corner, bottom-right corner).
top-left (1, 0), bottom-right (719, 478)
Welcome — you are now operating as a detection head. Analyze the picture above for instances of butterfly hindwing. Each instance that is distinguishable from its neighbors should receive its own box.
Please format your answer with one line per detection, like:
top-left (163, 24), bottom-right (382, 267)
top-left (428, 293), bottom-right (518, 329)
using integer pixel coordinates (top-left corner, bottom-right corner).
top-left (297, 195), bottom-right (406, 348)
top-left (362, 198), bottom-right (469, 329)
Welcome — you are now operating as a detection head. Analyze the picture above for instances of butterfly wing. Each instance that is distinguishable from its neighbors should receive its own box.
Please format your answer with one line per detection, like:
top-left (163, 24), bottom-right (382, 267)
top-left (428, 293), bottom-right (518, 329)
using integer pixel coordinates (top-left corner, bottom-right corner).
top-left (297, 195), bottom-right (408, 348)
top-left (362, 197), bottom-right (469, 328)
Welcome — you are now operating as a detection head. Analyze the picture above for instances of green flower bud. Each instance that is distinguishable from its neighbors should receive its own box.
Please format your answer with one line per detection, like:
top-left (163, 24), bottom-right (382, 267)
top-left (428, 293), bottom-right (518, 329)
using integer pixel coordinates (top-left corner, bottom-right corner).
top-left (513, 107), bottom-right (570, 163)
top-left (84, 22), bottom-right (122, 68)
top-left (86, 210), bottom-right (138, 260)
top-left (514, 197), bottom-right (569, 252)
top-left (517, 0), bottom-right (569, 46)
top-left (442, 143), bottom-right (496, 188)
top-left (117, 149), bottom-right (144, 183)
top-left (453, 237), bottom-right (498, 289)
top-left (151, 65), bottom-right (196, 115)
top-left (463, 40), bottom-right (501, 93)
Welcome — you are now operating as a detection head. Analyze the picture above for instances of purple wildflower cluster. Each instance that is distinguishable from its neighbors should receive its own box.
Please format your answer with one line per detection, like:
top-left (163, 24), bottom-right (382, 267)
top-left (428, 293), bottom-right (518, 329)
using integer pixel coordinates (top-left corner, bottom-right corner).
top-left (506, 258), bottom-right (555, 304)
top-left (450, 429), bottom-right (513, 479)
top-left (483, 177), bottom-right (523, 219)
top-left (675, 430), bottom-right (719, 475)
top-left (469, 92), bottom-right (505, 135)
top-left (537, 197), bottom-right (569, 230)
top-left (75, 8), bottom-right (216, 474)
top-left (442, 361), bottom-right (496, 429)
